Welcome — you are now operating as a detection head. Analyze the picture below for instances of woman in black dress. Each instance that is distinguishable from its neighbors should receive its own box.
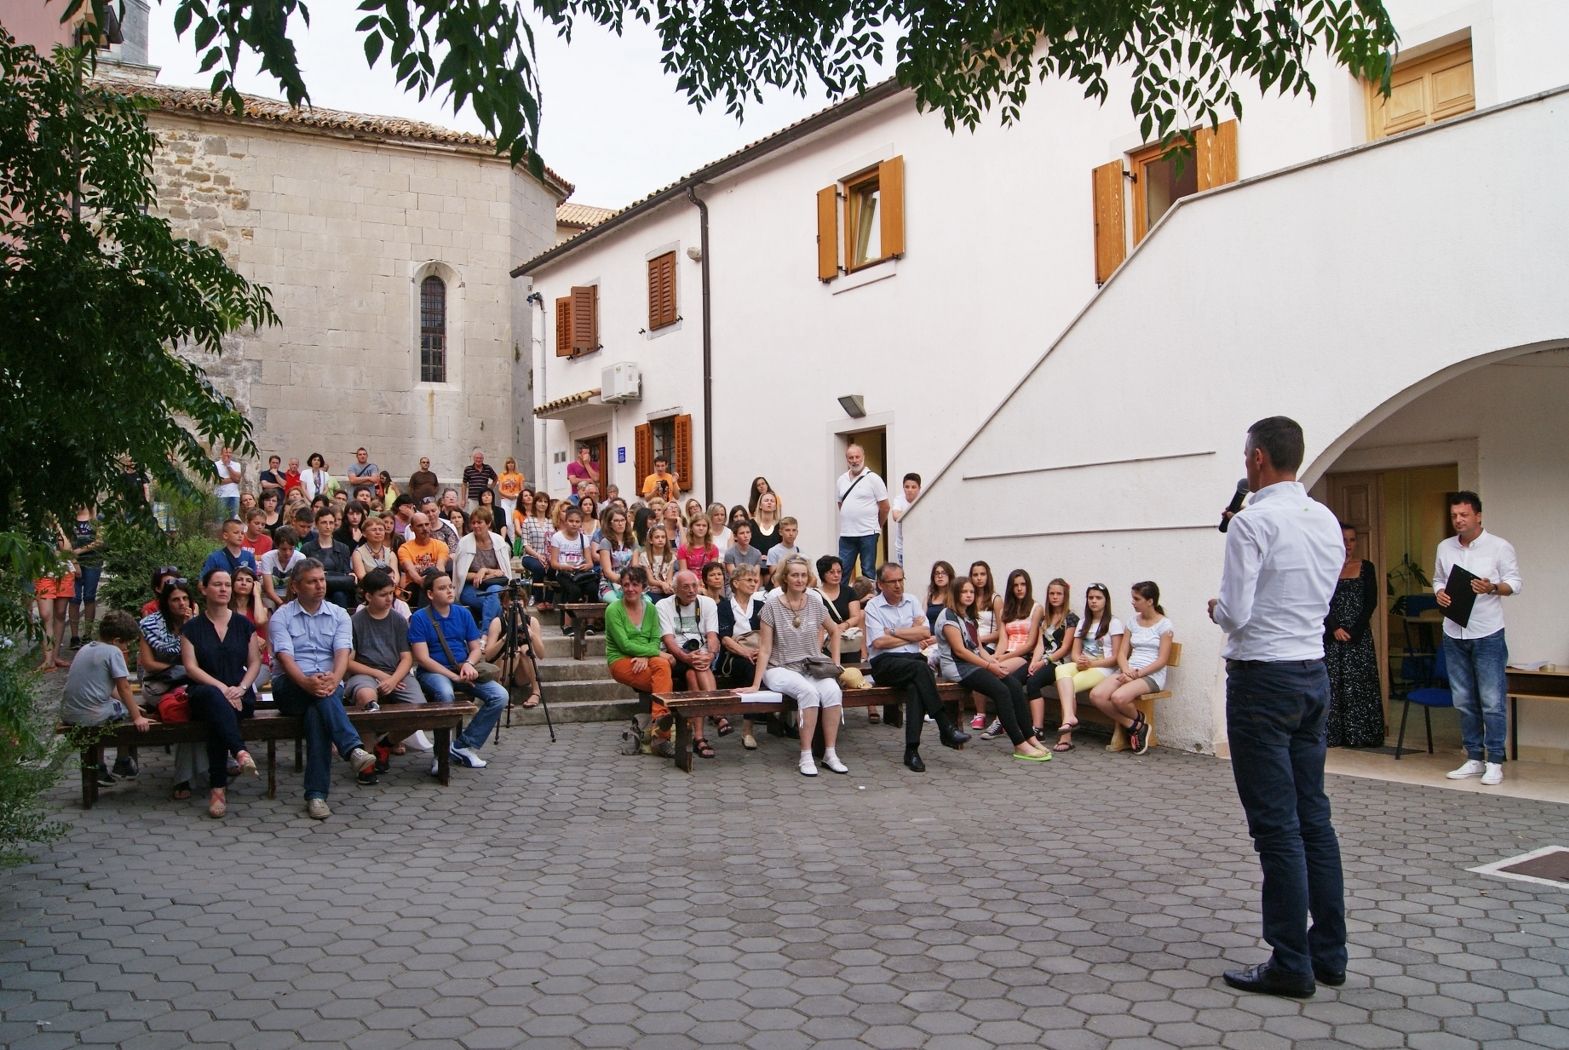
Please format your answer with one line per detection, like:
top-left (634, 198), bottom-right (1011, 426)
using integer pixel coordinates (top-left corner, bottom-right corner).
top-left (1324, 523), bottom-right (1384, 747)
top-left (182, 568), bottom-right (264, 818)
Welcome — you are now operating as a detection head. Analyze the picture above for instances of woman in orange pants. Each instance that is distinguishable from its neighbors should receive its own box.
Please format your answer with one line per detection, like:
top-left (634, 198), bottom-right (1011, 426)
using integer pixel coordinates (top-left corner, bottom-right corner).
top-left (605, 567), bottom-right (678, 752)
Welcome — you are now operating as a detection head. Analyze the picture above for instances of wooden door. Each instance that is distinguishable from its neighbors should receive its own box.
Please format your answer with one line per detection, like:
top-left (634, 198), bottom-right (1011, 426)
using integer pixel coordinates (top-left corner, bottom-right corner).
top-left (581, 433), bottom-right (608, 494)
top-left (844, 427), bottom-right (889, 566)
top-left (1327, 471), bottom-right (1388, 737)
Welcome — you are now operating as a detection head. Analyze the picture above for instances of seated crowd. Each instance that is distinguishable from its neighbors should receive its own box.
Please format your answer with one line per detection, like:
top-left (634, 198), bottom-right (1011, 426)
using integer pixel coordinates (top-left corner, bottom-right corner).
top-left (55, 444), bottom-right (1177, 816)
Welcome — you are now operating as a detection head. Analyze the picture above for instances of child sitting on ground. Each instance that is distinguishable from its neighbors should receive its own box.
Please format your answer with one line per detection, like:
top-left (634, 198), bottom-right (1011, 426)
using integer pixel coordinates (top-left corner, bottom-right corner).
top-left (59, 610), bottom-right (151, 785)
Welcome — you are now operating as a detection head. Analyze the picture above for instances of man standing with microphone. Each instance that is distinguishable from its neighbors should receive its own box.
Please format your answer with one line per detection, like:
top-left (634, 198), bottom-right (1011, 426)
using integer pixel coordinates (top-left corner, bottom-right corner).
top-left (1208, 416), bottom-right (1347, 999)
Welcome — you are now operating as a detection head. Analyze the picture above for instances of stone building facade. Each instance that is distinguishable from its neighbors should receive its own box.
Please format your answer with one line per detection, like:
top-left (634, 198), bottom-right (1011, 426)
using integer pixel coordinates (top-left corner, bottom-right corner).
top-left (104, 69), bottom-right (567, 485)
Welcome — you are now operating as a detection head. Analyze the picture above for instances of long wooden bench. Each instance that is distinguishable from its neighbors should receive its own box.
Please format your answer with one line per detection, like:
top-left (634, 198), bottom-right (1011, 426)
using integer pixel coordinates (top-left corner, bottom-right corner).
top-left (656, 643), bottom-right (1181, 772)
top-left (59, 702), bottom-right (477, 809)
top-left (563, 601), bottom-right (608, 660)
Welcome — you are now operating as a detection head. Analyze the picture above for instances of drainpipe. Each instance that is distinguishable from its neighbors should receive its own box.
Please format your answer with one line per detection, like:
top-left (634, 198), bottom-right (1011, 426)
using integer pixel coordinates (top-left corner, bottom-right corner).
top-left (686, 186), bottom-right (714, 506)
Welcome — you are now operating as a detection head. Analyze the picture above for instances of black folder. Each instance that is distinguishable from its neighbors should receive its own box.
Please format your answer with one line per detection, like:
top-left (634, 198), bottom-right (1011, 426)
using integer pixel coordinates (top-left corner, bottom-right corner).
top-left (1442, 564), bottom-right (1480, 629)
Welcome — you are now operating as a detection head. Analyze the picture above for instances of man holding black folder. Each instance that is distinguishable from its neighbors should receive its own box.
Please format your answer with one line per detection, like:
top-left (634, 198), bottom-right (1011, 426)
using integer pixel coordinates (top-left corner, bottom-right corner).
top-left (1435, 491), bottom-right (1522, 787)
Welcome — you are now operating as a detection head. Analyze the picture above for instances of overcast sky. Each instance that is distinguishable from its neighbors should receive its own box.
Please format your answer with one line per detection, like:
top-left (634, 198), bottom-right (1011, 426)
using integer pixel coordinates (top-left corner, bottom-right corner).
top-left (146, 6), bottom-right (896, 208)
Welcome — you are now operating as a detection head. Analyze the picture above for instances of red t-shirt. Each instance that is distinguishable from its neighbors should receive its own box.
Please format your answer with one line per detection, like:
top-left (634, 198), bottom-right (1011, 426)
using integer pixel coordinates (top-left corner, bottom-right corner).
top-left (677, 543), bottom-right (719, 573)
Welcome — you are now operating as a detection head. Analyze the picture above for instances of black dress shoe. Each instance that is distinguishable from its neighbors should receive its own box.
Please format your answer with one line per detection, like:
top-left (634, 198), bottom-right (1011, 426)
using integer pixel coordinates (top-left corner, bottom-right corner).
top-left (1222, 963), bottom-right (1315, 999)
top-left (903, 749), bottom-right (926, 773)
top-left (938, 727), bottom-right (970, 749)
top-left (1313, 965), bottom-right (1346, 987)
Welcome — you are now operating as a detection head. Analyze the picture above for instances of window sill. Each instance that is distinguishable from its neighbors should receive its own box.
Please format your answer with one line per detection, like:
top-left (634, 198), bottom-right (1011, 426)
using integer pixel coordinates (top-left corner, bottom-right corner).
top-left (830, 257), bottom-right (899, 296)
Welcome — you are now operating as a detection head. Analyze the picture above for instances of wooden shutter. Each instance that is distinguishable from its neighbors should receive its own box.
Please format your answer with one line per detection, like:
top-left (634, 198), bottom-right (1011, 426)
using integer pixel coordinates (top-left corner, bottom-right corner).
top-left (647, 252), bottom-right (677, 330)
top-left (569, 285), bottom-right (598, 354)
top-left (816, 186), bottom-right (839, 281)
top-left (1194, 119), bottom-right (1239, 191)
top-left (1369, 43), bottom-right (1474, 139)
top-left (634, 423), bottom-right (653, 488)
top-left (1091, 159), bottom-right (1126, 285)
top-left (879, 155), bottom-right (905, 259)
top-left (554, 295), bottom-right (572, 357)
top-left (673, 414), bottom-right (693, 492)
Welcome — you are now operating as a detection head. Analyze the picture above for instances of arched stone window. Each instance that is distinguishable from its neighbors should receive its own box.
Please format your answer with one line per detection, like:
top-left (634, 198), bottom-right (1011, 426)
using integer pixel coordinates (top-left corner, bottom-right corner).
top-left (419, 274), bottom-right (447, 383)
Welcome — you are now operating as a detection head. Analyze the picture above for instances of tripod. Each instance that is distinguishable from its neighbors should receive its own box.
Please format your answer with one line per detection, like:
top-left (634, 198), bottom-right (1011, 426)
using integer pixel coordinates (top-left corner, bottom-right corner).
top-left (495, 585), bottom-right (555, 744)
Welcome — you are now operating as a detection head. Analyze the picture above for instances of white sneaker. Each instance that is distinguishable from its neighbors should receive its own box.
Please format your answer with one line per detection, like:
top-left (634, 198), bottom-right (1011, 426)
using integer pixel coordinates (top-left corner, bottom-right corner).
top-left (347, 747), bottom-right (376, 775)
top-left (1446, 759), bottom-right (1486, 780)
top-left (822, 752), bottom-right (849, 775)
top-left (450, 745), bottom-right (487, 769)
top-left (405, 730), bottom-right (434, 753)
top-left (305, 798), bottom-right (331, 820)
top-left (799, 754), bottom-right (818, 777)
top-left (1481, 763), bottom-right (1503, 786)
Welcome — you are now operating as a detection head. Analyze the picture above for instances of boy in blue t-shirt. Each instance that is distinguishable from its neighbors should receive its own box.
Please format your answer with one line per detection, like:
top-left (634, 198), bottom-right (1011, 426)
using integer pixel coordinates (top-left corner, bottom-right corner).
top-left (407, 569), bottom-right (508, 770)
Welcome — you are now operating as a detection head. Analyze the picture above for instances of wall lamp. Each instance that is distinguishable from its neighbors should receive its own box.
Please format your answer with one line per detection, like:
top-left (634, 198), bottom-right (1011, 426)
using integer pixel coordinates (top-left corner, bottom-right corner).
top-left (837, 394), bottom-right (866, 419)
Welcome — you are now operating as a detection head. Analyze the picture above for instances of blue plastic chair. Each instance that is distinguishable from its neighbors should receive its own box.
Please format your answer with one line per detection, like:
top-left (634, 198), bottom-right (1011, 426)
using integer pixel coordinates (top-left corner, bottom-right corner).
top-left (1396, 643), bottom-right (1453, 759)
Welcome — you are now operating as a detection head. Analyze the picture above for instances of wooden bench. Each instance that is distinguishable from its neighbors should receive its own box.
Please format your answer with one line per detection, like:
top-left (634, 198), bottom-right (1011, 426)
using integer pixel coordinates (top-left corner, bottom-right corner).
top-left (563, 602), bottom-right (608, 660)
top-left (656, 643), bottom-right (1181, 771)
top-left (58, 702), bottom-right (477, 809)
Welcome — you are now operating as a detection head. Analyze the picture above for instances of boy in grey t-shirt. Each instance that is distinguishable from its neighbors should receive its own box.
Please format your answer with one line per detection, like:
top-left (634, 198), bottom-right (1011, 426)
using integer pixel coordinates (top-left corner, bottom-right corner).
top-left (722, 521), bottom-right (763, 593)
top-left (60, 611), bottom-right (149, 785)
top-left (346, 569), bottom-right (423, 710)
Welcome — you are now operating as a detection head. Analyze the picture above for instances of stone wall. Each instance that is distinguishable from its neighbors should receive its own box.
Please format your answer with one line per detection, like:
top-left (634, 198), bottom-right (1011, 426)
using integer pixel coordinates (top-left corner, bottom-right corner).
top-left (147, 112), bottom-right (557, 484)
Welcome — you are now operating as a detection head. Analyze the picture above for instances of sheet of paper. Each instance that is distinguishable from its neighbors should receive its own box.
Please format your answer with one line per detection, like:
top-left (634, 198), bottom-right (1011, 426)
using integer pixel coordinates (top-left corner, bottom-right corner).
top-left (740, 690), bottom-right (785, 704)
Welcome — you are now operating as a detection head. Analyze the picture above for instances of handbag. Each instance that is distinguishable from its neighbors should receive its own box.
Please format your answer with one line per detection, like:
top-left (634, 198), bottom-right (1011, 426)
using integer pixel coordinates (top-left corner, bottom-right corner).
top-left (155, 687), bottom-right (191, 723)
top-left (798, 654), bottom-right (844, 680)
top-left (472, 661), bottom-right (502, 685)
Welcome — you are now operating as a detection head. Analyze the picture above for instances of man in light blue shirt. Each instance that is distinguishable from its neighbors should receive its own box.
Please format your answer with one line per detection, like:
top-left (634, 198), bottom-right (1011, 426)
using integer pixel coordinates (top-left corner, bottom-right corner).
top-left (271, 559), bottom-right (375, 820)
top-left (864, 563), bottom-right (969, 771)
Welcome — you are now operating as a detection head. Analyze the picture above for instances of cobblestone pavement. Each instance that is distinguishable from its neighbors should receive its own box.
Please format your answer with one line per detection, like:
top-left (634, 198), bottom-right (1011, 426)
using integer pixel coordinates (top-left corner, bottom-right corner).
top-left (2, 719), bottom-right (1566, 1050)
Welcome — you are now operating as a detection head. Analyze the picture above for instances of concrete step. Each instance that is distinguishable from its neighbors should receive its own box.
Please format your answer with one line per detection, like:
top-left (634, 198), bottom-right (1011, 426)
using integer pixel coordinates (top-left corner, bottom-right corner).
top-left (533, 677), bottom-right (637, 704)
top-left (509, 695), bottom-right (640, 726)
top-left (533, 656), bottom-right (615, 683)
top-left (538, 633), bottom-right (604, 659)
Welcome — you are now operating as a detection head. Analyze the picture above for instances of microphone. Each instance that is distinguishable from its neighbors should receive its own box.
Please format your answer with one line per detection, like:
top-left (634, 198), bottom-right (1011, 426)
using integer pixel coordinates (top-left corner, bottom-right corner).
top-left (1218, 479), bottom-right (1249, 533)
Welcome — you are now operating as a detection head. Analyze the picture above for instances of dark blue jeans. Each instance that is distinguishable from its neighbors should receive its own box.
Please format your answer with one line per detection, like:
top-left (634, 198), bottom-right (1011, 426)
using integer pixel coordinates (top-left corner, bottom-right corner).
top-left (273, 675), bottom-right (363, 801)
top-left (1225, 658), bottom-right (1347, 979)
top-left (838, 534), bottom-right (879, 582)
top-left (1442, 629), bottom-right (1508, 764)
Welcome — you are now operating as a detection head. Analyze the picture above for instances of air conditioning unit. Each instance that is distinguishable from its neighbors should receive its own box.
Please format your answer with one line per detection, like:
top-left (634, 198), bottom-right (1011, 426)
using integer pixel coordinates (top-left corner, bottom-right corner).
top-left (601, 362), bottom-right (642, 404)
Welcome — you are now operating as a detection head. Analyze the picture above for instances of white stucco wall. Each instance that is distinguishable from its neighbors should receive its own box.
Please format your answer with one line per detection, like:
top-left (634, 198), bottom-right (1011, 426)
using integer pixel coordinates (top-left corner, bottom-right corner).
top-left (907, 91), bottom-right (1569, 756)
top-left (525, 1), bottom-right (1568, 560)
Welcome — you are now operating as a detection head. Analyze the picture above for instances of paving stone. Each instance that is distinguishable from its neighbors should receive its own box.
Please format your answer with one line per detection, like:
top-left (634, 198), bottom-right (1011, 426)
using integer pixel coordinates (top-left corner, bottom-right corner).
top-left (2, 722), bottom-right (1565, 1050)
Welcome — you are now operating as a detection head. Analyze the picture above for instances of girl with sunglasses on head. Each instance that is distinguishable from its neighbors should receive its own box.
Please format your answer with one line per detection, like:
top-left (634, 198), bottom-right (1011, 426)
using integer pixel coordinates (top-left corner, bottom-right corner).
top-left (1052, 582), bottom-right (1125, 753)
top-left (1024, 578), bottom-right (1078, 747)
top-left (1086, 581), bottom-right (1173, 755)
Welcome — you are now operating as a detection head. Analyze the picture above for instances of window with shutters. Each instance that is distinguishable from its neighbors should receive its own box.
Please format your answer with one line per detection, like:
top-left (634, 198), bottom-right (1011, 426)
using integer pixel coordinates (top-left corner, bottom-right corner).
top-left (1091, 120), bottom-right (1238, 282)
top-left (554, 284), bottom-right (600, 357)
top-left (647, 252), bottom-right (678, 330)
top-left (638, 414), bottom-right (694, 493)
top-left (816, 155), bottom-right (905, 281)
top-left (1367, 40), bottom-right (1474, 140)
top-left (419, 275), bottom-right (447, 383)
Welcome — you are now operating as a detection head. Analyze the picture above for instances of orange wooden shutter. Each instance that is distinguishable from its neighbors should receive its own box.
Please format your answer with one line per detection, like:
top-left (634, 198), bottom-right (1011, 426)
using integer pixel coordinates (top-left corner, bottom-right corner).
top-left (879, 155), bottom-right (905, 259)
top-left (1091, 159), bottom-right (1126, 285)
top-left (815, 186), bottom-right (839, 281)
top-left (554, 295), bottom-right (572, 357)
top-left (569, 285), bottom-right (598, 353)
top-left (635, 423), bottom-right (653, 488)
top-left (1194, 119), bottom-right (1239, 191)
top-left (647, 252), bottom-right (677, 330)
top-left (673, 414), bottom-right (693, 491)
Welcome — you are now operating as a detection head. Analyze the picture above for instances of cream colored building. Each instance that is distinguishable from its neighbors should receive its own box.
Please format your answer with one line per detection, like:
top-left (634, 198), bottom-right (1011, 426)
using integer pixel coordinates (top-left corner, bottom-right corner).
top-left (96, 62), bottom-right (569, 485)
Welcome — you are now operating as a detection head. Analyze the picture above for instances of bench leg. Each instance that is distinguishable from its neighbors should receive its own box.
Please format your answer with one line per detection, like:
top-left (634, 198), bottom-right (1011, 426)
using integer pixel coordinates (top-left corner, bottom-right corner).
top-left (294, 736), bottom-right (303, 771)
top-left (80, 744), bottom-right (101, 809)
top-left (435, 726), bottom-right (452, 785)
top-left (266, 739), bottom-right (278, 799)
top-left (674, 717), bottom-right (694, 773)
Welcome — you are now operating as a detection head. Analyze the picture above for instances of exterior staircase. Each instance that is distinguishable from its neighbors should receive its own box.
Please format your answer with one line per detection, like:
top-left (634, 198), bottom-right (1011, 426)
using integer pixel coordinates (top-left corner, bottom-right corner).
top-left (509, 608), bottom-right (639, 726)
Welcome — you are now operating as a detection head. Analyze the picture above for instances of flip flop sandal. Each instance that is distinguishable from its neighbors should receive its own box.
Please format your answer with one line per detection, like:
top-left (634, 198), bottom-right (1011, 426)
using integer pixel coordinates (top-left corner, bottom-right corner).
top-left (1054, 721), bottom-right (1078, 752)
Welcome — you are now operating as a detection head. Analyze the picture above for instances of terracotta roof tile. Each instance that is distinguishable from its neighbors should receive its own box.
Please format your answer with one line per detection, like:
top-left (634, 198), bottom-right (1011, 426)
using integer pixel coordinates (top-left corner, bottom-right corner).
top-left (556, 203), bottom-right (618, 229)
top-left (122, 82), bottom-right (574, 196)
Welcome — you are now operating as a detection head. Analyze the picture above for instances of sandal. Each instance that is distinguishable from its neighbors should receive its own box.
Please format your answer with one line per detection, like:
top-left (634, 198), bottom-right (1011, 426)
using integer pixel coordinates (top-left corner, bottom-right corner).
top-left (522, 692), bottom-right (541, 709)
top-left (1127, 713), bottom-right (1151, 755)
top-left (235, 750), bottom-right (258, 778)
top-left (867, 709), bottom-right (881, 724)
top-left (711, 716), bottom-right (733, 737)
top-left (207, 790), bottom-right (227, 819)
top-left (171, 782), bottom-right (192, 801)
top-left (1054, 721), bottom-right (1078, 753)
top-left (693, 737), bottom-right (716, 759)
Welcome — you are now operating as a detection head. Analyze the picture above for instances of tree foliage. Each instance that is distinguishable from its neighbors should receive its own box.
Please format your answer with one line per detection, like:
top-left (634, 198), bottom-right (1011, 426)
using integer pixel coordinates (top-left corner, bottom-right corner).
top-left (63, 0), bottom-right (1397, 165)
top-left (0, 30), bottom-right (276, 628)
